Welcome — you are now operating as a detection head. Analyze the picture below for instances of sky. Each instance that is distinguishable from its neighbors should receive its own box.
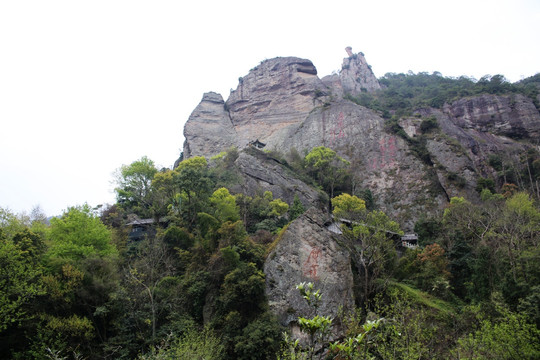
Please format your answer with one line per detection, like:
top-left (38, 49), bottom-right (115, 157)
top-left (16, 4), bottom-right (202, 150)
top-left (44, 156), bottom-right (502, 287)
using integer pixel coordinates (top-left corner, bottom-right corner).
top-left (1, 0), bottom-right (539, 217)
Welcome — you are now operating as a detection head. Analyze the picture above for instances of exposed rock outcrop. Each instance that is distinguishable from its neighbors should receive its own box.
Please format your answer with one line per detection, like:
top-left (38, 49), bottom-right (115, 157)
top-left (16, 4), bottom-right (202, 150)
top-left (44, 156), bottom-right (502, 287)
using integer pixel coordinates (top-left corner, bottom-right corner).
top-left (230, 151), bottom-right (322, 210)
top-left (444, 94), bottom-right (540, 140)
top-left (183, 92), bottom-right (236, 158)
top-left (285, 100), bottom-right (447, 229)
top-left (264, 207), bottom-right (355, 337)
top-left (322, 47), bottom-right (381, 97)
top-left (181, 49), bottom-right (540, 229)
top-left (226, 57), bottom-right (327, 150)
top-left (180, 49), bottom-right (540, 332)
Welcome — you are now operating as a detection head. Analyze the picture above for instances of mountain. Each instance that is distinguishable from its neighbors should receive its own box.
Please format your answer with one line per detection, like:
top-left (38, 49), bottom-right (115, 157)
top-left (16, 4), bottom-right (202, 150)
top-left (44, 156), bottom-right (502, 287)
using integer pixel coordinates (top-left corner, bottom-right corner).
top-left (182, 47), bottom-right (540, 230)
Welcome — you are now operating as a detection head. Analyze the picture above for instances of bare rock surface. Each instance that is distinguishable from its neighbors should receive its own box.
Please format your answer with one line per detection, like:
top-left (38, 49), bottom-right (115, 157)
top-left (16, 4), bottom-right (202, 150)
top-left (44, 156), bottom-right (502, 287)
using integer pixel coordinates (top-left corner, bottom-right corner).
top-left (322, 47), bottom-right (381, 98)
top-left (286, 100), bottom-right (446, 229)
top-left (443, 94), bottom-right (540, 140)
top-left (415, 105), bottom-right (533, 202)
top-left (181, 49), bottom-right (540, 227)
top-left (183, 92), bottom-right (236, 158)
top-left (264, 207), bottom-right (355, 335)
top-left (232, 151), bottom-right (321, 209)
top-left (226, 57), bottom-right (327, 150)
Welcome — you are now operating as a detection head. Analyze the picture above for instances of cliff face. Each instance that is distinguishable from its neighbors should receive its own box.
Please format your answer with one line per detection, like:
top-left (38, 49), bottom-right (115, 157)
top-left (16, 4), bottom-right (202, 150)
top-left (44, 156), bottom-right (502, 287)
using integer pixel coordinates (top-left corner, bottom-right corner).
top-left (181, 48), bottom-right (540, 339)
top-left (182, 49), bottom-right (540, 228)
top-left (444, 94), bottom-right (540, 139)
top-left (264, 208), bottom-right (355, 337)
top-left (183, 92), bottom-right (236, 158)
top-left (226, 57), bottom-right (327, 150)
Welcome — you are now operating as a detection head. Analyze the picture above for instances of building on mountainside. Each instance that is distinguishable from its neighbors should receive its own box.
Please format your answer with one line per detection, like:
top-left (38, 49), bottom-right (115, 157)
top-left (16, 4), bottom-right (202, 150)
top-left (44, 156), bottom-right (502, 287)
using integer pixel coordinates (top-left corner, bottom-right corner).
top-left (127, 218), bottom-right (168, 241)
top-left (327, 217), bottom-right (419, 250)
top-left (249, 139), bottom-right (266, 149)
top-left (400, 233), bottom-right (419, 249)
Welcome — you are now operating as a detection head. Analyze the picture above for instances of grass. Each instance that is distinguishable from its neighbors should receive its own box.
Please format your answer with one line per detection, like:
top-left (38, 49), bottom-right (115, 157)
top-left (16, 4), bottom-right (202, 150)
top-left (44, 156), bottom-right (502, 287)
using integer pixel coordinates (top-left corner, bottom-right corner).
top-left (389, 281), bottom-right (457, 316)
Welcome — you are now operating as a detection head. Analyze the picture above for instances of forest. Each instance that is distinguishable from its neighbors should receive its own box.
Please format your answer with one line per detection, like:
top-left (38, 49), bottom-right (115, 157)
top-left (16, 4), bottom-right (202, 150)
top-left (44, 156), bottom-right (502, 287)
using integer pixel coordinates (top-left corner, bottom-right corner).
top-left (1, 72), bottom-right (540, 359)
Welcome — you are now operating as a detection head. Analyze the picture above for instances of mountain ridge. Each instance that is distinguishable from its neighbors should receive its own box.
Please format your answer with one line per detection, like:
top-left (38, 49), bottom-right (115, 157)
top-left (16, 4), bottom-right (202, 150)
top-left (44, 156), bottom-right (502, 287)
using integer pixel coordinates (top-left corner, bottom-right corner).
top-left (182, 48), bottom-right (540, 229)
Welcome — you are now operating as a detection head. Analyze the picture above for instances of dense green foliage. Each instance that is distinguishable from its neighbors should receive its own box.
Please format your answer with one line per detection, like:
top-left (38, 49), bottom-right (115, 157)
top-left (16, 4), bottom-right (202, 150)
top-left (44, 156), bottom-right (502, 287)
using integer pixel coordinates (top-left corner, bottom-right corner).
top-left (2, 143), bottom-right (540, 359)
top-left (347, 72), bottom-right (540, 116)
top-left (3, 67), bottom-right (540, 360)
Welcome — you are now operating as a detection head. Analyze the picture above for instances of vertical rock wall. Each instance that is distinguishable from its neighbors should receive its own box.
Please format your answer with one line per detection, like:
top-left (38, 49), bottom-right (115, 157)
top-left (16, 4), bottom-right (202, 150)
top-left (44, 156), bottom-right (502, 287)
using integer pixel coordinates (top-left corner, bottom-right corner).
top-left (264, 208), bottom-right (355, 336)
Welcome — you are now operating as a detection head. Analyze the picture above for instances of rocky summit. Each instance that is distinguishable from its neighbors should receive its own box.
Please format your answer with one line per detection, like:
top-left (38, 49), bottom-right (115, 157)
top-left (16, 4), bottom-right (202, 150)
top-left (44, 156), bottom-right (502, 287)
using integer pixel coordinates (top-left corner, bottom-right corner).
top-left (182, 47), bottom-right (540, 230)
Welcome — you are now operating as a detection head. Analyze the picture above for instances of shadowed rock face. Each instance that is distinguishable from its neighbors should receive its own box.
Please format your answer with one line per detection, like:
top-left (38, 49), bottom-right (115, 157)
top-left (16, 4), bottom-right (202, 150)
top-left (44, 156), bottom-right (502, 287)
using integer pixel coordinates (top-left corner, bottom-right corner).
top-left (443, 94), bottom-right (540, 139)
top-left (264, 207), bottom-right (355, 336)
top-left (230, 151), bottom-right (321, 209)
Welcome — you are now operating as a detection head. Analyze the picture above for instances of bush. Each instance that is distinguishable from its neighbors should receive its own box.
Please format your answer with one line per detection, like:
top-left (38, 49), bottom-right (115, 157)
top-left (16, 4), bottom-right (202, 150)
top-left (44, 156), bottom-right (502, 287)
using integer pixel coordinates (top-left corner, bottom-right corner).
top-left (419, 116), bottom-right (439, 133)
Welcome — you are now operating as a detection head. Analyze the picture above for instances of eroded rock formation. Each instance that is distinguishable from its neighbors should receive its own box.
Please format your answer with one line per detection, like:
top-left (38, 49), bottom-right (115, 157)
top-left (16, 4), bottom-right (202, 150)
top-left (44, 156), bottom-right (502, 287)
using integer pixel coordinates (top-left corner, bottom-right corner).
top-left (181, 48), bottom-right (540, 229)
top-left (183, 92), bottom-right (236, 158)
top-left (264, 207), bottom-right (355, 336)
top-left (229, 151), bottom-right (322, 210)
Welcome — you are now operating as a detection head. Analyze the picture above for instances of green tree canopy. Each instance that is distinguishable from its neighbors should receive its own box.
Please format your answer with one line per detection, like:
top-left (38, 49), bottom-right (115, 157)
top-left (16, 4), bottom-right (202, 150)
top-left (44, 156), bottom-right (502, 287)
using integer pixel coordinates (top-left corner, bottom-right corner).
top-left (332, 193), bottom-right (366, 219)
top-left (331, 194), bottom-right (401, 307)
top-left (305, 146), bottom-right (350, 199)
top-left (174, 156), bottom-right (214, 228)
top-left (115, 156), bottom-right (158, 217)
top-left (47, 204), bottom-right (117, 264)
top-left (0, 233), bottom-right (44, 332)
top-left (210, 188), bottom-right (240, 223)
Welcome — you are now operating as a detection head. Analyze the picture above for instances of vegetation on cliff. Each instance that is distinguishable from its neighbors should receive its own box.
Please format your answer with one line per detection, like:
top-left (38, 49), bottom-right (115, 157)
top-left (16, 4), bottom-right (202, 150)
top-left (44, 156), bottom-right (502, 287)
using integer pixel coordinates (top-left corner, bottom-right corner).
top-left (347, 72), bottom-right (540, 116)
top-left (2, 68), bottom-right (540, 359)
top-left (1, 144), bottom-right (539, 359)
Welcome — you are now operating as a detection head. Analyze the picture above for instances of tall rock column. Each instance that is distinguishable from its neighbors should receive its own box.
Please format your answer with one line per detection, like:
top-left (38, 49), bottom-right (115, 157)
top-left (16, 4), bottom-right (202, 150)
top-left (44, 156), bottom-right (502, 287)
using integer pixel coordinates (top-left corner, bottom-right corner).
top-left (340, 47), bottom-right (381, 95)
top-left (322, 47), bottom-right (381, 97)
top-left (182, 92), bottom-right (236, 159)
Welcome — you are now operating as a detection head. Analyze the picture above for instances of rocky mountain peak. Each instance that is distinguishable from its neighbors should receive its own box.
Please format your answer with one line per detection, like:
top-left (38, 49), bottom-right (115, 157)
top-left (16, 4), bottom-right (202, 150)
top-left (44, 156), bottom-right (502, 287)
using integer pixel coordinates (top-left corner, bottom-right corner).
top-left (181, 49), bottom-right (540, 230)
top-left (182, 91), bottom-right (235, 158)
top-left (322, 47), bottom-right (381, 97)
top-left (340, 46), bottom-right (381, 94)
top-left (226, 57), bottom-right (327, 149)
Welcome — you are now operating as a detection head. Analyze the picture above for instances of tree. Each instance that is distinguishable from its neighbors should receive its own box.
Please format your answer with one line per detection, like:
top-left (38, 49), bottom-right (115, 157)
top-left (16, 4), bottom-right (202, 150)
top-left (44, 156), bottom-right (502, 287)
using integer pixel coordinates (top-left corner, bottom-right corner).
top-left (305, 146), bottom-right (350, 199)
top-left (151, 169), bottom-right (177, 218)
top-left (331, 193), bottom-right (366, 218)
top-left (124, 236), bottom-right (175, 342)
top-left (453, 303), bottom-right (540, 359)
top-left (174, 156), bottom-right (214, 228)
top-left (0, 234), bottom-right (44, 333)
top-left (280, 282), bottom-right (333, 360)
top-left (332, 194), bottom-right (402, 306)
top-left (413, 243), bottom-right (451, 297)
top-left (138, 326), bottom-right (225, 360)
top-left (115, 156), bottom-right (158, 217)
top-left (210, 188), bottom-right (240, 223)
top-left (289, 194), bottom-right (305, 221)
top-left (47, 204), bottom-right (117, 264)
top-left (268, 199), bottom-right (289, 218)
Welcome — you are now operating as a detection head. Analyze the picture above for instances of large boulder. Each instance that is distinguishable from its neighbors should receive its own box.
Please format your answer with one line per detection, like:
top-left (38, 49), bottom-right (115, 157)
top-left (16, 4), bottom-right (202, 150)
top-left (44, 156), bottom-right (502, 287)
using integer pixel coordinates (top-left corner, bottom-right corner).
top-left (231, 151), bottom-right (322, 209)
top-left (264, 207), bottom-right (355, 338)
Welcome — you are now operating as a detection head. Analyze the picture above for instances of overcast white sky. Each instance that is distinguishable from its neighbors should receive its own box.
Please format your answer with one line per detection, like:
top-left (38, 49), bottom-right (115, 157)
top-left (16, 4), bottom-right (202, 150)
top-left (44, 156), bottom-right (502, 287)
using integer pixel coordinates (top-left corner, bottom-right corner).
top-left (1, 0), bottom-right (539, 216)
